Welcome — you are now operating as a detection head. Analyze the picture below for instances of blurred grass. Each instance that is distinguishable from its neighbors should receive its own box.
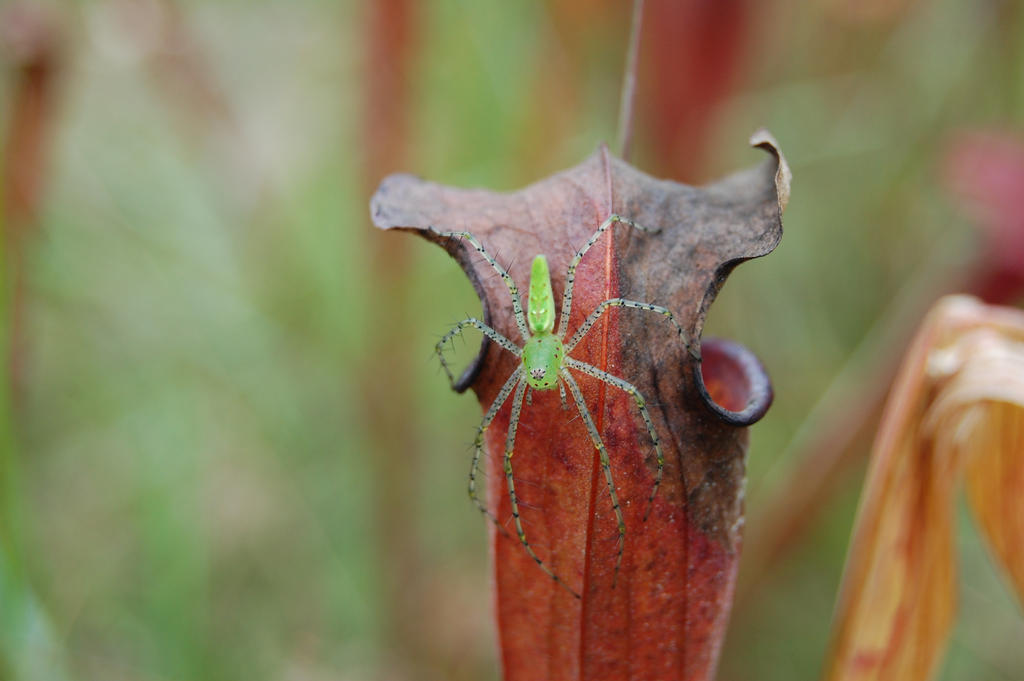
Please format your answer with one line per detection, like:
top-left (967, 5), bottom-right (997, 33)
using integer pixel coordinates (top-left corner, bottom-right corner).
top-left (0, 0), bottom-right (1021, 679)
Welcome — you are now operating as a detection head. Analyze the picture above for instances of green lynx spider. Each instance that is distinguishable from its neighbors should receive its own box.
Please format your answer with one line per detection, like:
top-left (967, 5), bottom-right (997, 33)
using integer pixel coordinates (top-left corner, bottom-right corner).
top-left (433, 215), bottom-right (694, 598)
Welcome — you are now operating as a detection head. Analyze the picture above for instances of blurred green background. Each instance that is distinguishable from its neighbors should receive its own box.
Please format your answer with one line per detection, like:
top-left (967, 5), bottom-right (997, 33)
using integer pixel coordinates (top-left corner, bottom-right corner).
top-left (0, 0), bottom-right (1022, 679)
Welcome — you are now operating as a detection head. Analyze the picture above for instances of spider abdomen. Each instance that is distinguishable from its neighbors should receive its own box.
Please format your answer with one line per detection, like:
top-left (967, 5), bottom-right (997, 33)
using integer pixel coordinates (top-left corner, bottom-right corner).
top-left (522, 334), bottom-right (563, 390)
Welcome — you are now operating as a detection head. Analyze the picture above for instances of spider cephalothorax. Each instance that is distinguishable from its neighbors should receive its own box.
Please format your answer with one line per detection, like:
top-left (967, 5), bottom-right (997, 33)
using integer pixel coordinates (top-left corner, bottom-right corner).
top-left (434, 214), bottom-right (696, 598)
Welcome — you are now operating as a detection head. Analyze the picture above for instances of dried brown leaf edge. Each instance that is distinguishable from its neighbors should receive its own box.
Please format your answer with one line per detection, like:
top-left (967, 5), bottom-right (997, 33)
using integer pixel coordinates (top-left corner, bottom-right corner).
top-left (825, 295), bottom-right (1024, 681)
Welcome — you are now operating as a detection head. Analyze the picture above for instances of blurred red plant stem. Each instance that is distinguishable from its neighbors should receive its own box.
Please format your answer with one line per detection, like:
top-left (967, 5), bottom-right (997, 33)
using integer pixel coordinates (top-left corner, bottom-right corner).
top-left (640, 0), bottom-right (750, 182)
top-left (358, 1), bottom-right (440, 678)
top-left (0, 5), bottom-right (59, 596)
top-left (737, 131), bottom-right (1024, 604)
top-left (0, 4), bottom-right (60, 406)
top-left (616, 0), bottom-right (644, 161)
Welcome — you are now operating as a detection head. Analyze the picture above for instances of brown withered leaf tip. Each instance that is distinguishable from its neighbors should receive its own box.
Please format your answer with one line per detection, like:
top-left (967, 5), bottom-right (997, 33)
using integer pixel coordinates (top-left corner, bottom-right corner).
top-left (370, 131), bottom-right (788, 681)
top-left (371, 129), bottom-right (787, 422)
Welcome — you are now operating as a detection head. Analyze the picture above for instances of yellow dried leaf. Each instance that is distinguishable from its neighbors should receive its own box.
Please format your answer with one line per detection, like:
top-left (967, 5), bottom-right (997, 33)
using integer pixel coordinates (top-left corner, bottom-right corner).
top-left (924, 305), bottom-right (1024, 605)
top-left (963, 402), bottom-right (1024, 600)
top-left (823, 295), bottom-right (1024, 681)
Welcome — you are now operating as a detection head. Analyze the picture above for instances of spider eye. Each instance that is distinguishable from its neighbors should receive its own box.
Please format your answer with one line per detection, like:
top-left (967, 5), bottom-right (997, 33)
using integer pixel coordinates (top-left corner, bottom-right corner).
top-left (530, 368), bottom-right (545, 379)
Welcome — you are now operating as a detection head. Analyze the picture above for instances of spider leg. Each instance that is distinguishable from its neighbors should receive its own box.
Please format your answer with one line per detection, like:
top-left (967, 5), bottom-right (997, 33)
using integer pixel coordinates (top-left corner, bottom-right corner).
top-left (436, 317), bottom-right (520, 390)
top-left (556, 214), bottom-right (658, 338)
top-left (504, 378), bottom-right (580, 599)
top-left (565, 298), bottom-right (698, 360)
top-left (565, 358), bottom-right (663, 522)
top-left (469, 367), bottom-right (523, 533)
top-left (558, 381), bottom-right (568, 411)
top-left (429, 229), bottom-right (530, 341)
top-left (560, 368), bottom-right (626, 587)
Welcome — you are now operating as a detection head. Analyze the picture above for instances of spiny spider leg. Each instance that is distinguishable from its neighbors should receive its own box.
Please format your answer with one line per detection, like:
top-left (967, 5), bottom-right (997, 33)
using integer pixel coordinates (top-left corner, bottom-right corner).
top-left (558, 381), bottom-right (568, 410)
top-left (435, 318), bottom-right (521, 388)
top-left (565, 357), bottom-right (663, 522)
top-left (430, 229), bottom-right (530, 341)
top-left (566, 298), bottom-right (698, 358)
top-left (560, 368), bottom-right (626, 587)
top-left (504, 378), bottom-right (580, 599)
top-left (469, 367), bottom-right (523, 534)
top-left (556, 214), bottom-right (658, 339)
